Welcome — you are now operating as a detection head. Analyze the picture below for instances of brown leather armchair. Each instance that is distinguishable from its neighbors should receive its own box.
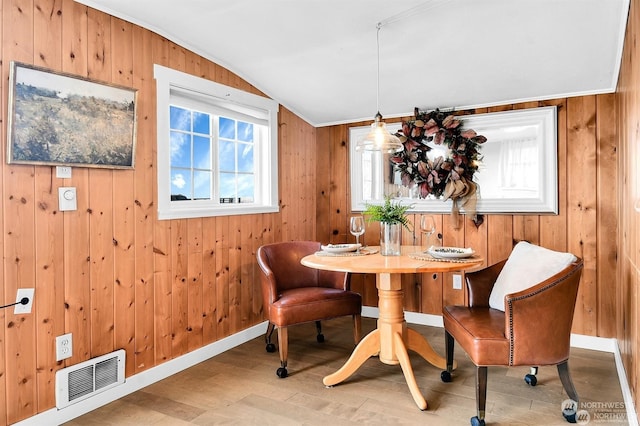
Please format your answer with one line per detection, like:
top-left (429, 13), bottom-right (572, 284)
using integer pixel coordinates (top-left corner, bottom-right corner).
top-left (441, 255), bottom-right (584, 426)
top-left (257, 241), bottom-right (362, 378)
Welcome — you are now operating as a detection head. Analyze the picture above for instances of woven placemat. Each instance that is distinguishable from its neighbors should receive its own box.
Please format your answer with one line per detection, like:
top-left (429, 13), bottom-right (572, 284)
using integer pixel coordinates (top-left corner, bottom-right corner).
top-left (315, 248), bottom-right (379, 257)
top-left (408, 252), bottom-right (482, 263)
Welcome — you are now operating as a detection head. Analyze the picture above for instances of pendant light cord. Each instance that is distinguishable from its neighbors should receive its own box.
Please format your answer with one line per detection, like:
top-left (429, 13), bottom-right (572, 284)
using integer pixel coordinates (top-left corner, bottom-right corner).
top-left (357, 20), bottom-right (403, 152)
top-left (375, 22), bottom-right (382, 116)
top-left (380, 0), bottom-right (448, 27)
top-left (374, 1), bottom-right (449, 117)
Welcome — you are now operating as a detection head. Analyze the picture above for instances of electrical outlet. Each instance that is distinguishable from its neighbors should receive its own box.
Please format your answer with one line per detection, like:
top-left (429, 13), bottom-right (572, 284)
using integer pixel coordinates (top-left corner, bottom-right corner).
top-left (452, 274), bottom-right (462, 290)
top-left (56, 333), bottom-right (73, 361)
top-left (14, 288), bottom-right (34, 314)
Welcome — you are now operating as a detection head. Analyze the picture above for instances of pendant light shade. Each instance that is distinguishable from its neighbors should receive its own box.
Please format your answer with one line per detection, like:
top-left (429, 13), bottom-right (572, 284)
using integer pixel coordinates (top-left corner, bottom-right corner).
top-left (357, 111), bottom-right (403, 153)
top-left (356, 23), bottom-right (403, 154)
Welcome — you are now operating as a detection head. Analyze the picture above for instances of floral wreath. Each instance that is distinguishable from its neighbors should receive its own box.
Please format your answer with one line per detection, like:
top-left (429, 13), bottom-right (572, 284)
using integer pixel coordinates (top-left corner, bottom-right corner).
top-left (390, 108), bottom-right (485, 198)
top-left (390, 108), bottom-right (486, 226)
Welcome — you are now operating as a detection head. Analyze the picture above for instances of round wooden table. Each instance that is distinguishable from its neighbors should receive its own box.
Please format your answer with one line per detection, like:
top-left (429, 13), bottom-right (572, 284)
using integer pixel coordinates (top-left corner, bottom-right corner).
top-left (301, 245), bottom-right (483, 410)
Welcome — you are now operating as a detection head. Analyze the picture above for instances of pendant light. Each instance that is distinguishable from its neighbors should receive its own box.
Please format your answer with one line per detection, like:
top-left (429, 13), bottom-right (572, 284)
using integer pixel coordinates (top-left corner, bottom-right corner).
top-left (356, 22), bottom-right (403, 153)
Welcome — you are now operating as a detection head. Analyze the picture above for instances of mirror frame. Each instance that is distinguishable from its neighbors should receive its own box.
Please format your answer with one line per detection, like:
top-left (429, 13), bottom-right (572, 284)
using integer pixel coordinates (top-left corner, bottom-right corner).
top-left (349, 106), bottom-right (558, 214)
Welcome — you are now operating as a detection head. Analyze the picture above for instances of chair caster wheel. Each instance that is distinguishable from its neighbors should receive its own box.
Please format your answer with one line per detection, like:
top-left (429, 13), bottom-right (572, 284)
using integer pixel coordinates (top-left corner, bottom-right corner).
top-left (276, 367), bottom-right (288, 378)
top-left (317, 333), bottom-right (325, 343)
top-left (470, 416), bottom-right (486, 426)
top-left (441, 370), bottom-right (452, 382)
top-left (563, 410), bottom-right (577, 423)
top-left (524, 373), bottom-right (537, 386)
top-left (265, 343), bottom-right (276, 353)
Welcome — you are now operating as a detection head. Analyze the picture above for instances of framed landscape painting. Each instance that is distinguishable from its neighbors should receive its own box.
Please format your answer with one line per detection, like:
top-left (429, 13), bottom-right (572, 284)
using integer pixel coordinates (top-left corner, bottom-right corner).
top-left (7, 61), bottom-right (138, 169)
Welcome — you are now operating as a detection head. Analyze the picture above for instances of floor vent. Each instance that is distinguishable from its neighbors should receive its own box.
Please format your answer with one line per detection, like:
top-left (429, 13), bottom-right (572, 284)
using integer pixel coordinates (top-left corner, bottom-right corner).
top-left (55, 349), bottom-right (125, 409)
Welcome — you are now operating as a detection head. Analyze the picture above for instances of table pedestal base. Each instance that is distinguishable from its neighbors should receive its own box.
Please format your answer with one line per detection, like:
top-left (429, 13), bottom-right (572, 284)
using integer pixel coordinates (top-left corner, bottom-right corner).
top-left (323, 272), bottom-right (454, 410)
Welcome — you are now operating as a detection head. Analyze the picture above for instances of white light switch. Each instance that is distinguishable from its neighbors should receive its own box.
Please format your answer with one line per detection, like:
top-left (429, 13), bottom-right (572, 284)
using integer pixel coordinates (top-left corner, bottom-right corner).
top-left (56, 166), bottom-right (72, 179)
top-left (58, 187), bottom-right (77, 211)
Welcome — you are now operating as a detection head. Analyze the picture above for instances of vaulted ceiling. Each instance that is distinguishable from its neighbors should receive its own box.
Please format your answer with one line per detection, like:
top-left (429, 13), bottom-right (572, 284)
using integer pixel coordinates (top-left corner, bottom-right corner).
top-left (75, 0), bottom-right (629, 127)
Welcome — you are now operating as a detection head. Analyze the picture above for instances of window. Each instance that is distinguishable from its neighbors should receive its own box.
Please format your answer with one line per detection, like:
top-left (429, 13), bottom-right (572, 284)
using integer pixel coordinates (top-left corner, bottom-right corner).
top-left (349, 107), bottom-right (558, 214)
top-left (154, 64), bottom-right (279, 219)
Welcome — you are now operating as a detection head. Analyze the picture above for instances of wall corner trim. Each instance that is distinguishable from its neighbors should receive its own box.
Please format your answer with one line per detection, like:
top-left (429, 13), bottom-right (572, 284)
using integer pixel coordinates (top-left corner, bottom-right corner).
top-left (613, 340), bottom-right (640, 426)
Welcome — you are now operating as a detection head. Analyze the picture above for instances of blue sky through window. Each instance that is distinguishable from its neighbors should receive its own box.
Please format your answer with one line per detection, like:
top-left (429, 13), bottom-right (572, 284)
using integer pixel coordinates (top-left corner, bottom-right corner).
top-left (218, 118), bottom-right (255, 202)
top-left (170, 106), bottom-right (255, 202)
top-left (170, 105), bottom-right (213, 199)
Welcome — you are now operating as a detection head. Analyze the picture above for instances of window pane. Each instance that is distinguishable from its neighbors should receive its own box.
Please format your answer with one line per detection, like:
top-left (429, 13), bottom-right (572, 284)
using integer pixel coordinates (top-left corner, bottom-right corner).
top-left (219, 140), bottom-right (235, 172)
top-left (219, 117), bottom-right (235, 139)
top-left (171, 132), bottom-right (191, 168)
top-left (219, 172), bottom-right (236, 198)
top-left (171, 169), bottom-right (192, 199)
top-left (238, 143), bottom-right (253, 172)
top-left (157, 66), bottom-right (279, 219)
top-left (193, 111), bottom-right (210, 134)
top-left (170, 106), bottom-right (190, 131)
top-left (237, 121), bottom-right (253, 142)
top-left (237, 174), bottom-right (254, 202)
top-left (193, 171), bottom-right (211, 199)
top-left (193, 135), bottom-right (211, 169)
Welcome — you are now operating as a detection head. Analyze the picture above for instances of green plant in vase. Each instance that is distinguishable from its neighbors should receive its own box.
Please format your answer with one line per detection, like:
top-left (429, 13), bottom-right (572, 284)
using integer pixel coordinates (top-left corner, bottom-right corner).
top-left (363, 196), bottom-right (412, 228)
top-left (363, 196), bottom-right (413, 255)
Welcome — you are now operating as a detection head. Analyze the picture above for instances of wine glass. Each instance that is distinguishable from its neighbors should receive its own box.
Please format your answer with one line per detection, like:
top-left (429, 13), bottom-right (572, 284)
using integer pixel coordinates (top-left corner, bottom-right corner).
top-left (350, 216), bottom-right (365, 253)
top-left (420, 215), bottom-right (436, 252)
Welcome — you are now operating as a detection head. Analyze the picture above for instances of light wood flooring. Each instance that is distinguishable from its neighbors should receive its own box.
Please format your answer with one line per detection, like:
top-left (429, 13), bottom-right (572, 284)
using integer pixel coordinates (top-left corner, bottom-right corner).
top-left (67, 317), bottom-right (629, 425)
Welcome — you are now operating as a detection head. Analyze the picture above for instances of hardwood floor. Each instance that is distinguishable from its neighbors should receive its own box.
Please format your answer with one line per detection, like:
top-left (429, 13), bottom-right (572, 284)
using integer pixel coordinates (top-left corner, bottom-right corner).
top-left (67, 317), bottom-right (628, 425)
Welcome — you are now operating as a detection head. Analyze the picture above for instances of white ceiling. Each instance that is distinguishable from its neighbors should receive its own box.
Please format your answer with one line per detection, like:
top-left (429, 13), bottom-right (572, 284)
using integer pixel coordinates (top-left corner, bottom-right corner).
top-left (75, 0), bottom-right (629, 127)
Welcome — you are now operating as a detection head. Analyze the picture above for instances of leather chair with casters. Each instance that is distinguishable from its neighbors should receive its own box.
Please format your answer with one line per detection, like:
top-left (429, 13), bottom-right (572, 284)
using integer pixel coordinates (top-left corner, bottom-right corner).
top-left (257, 241), bottom-right (362, 378)
top-left (440, 241), bottom-right (583, 426)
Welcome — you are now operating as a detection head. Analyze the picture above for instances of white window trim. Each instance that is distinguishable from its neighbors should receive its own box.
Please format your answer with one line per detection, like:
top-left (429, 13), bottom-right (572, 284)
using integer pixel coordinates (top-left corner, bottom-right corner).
top-left (154, 64), bottom-right (279, 219)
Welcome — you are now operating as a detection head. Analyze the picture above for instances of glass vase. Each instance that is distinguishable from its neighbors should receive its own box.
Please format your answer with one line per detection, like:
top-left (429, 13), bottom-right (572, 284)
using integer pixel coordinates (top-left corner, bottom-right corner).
top-left (380, 222), bottom-right (402, 256)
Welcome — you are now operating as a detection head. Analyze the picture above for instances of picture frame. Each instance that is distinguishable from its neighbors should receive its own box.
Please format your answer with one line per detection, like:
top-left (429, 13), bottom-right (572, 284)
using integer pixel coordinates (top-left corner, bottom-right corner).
top-left (7, 61), bottom-right (138, 169)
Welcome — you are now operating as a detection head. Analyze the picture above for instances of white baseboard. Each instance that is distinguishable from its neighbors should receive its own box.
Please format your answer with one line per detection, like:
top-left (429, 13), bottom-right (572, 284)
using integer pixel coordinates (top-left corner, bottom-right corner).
top-left (14, 321), bottom-right (268, 426)
top-left (14, 309), bottom-right (639, 426)
top-left (570, 332), bottom-right (617, 353)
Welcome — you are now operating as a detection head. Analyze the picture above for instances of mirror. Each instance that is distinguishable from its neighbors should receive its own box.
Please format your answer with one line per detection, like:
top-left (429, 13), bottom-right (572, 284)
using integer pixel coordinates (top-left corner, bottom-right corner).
top-left (350, 106), bottom-right (558, 214)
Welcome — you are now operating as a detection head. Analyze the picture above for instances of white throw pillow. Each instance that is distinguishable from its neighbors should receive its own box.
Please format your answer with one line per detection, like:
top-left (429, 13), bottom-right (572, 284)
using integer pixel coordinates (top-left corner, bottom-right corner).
top-left (488, 241), bottom-right (577, 311)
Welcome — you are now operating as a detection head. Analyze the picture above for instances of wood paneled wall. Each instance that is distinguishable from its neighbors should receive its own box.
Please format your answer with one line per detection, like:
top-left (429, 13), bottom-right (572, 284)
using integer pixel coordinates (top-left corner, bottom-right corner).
top-left (616, 0), bottom-right (640, 417)
top-left (0, 0), bottom-right (317, 423)
top-left (0, 0), bottom-right (633, 424)
top-left (316, 97), bottom-right (618, 338)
